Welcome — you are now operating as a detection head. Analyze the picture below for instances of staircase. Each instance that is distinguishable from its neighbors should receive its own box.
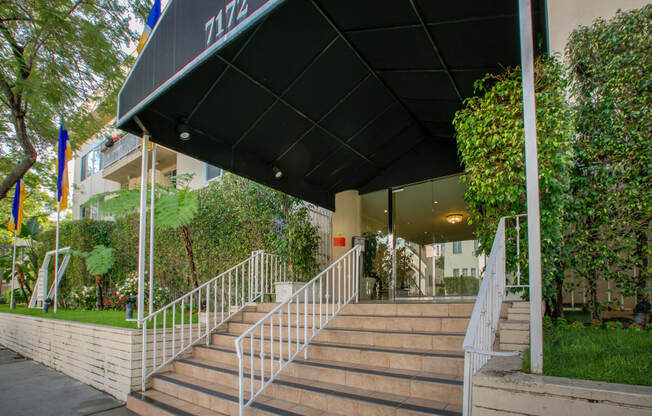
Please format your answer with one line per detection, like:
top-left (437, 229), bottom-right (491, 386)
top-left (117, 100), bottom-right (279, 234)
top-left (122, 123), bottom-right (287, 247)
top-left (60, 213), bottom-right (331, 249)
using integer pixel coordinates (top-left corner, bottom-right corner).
top-left (499, 301), bottom-right (530, 352)
top-left (127, 301), bottom-right (475, 415)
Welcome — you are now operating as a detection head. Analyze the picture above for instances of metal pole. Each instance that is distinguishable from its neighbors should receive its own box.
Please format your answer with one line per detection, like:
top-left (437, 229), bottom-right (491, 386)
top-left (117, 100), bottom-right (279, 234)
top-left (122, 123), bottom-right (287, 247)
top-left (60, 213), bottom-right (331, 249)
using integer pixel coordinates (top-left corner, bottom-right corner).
top-left (10, 229), bottom-right (17, 309)
top-left (54, 200), bottom-right (60, 313)
top-left (137, 135), bottom-right (150, 325)
top-left (518, 0), bottom-right (543, 374)
top-left (149, 143), bottom-right (157, 315)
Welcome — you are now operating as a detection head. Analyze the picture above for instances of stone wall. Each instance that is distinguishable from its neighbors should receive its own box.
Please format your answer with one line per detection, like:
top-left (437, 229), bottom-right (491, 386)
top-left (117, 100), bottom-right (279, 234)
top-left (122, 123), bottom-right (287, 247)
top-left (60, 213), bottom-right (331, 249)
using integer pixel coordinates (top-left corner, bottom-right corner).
top-left (0, 313), bottom-right (173, 401)
top-left (472, 355), bottom-right (652, 416)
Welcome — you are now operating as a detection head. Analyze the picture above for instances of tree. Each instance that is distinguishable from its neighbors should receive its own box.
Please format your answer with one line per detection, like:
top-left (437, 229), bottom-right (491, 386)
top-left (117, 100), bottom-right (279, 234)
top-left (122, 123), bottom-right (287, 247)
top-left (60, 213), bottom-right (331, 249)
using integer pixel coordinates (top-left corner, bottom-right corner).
top-left (453, 58), bottom-right (574, 317)
top-left (566, 5), bottom-right (652, 315)
top-left (0, 0), bottom-right (146, 200)
top-left (93, 174), bottom-right (201, 287)
top-left (73, 244), bottom-right (115, 309)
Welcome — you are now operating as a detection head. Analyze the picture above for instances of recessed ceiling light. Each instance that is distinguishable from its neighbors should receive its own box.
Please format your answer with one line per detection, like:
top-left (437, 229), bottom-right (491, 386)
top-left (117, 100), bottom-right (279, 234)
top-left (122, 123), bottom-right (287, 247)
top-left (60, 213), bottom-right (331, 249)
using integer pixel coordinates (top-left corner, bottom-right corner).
top-left (383, 209), bottom-right (388, 213)
top-left (433, 200), bottom-right (438, 204)
top-left (446, 214), bottom-right (463, 224)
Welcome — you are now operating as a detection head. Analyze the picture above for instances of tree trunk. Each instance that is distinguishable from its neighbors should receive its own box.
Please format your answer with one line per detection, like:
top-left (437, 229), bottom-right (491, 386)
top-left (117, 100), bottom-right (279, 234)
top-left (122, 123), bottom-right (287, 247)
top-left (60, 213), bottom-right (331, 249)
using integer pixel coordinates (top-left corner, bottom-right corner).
top-left (586, 269), bottom-right (600, 320)
top-left (550, 274), bottom-right (564, 319)
top-left (178, 225), bottom-right (199, 287)
top-left (0, 83), bottom-right (37, 200)
top-left (635, 229), bottom-right (649, 303)
top-left (94, 275), bottom-right (103, 310)
top-left (16, 266), bottom-right (32, 298)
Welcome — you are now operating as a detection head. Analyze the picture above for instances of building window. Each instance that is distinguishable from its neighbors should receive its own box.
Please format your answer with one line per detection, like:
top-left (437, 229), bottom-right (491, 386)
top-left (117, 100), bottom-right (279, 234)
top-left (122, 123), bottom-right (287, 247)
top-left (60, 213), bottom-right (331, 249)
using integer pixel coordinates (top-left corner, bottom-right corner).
top-left (204, 163), bottom-right (223, 182)
top-left (453, 241), bottom-right (462, 254)
top-left (80, 146), bottom-right (102, 181)
top-left (473, 239), bottom-right (479, 253)
top-left (462, 268), bottom-right (468, 277)
top-left (80, 206), bottom-right (89, 219)
top-left (453, 268), bottom-right (459, 277)
top-left (470, 268), bottom-right (476, 277)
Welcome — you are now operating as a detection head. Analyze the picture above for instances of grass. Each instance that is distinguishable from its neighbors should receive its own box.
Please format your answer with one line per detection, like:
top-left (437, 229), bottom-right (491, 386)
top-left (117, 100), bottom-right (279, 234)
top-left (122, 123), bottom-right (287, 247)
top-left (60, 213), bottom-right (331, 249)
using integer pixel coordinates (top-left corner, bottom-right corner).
top-left (523, 327), bottom-right (652, 386)
top-left (0, 304), bottom-right (199, 329)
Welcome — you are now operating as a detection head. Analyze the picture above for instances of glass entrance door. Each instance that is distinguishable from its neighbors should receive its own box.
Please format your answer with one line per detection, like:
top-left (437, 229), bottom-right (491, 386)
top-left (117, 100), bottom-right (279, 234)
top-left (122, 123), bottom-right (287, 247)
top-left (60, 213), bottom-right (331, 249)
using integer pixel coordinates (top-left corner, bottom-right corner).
top-left (360, 175), bottom-right (485, 300)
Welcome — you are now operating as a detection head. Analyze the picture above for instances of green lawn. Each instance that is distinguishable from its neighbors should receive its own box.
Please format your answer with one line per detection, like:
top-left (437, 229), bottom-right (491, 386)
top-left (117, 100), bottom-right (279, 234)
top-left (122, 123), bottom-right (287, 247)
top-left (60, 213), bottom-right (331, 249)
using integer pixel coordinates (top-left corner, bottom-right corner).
top-left (523, 328), bottom-right (652, 386)
top-left (0, 304), bottom-right (199, 329)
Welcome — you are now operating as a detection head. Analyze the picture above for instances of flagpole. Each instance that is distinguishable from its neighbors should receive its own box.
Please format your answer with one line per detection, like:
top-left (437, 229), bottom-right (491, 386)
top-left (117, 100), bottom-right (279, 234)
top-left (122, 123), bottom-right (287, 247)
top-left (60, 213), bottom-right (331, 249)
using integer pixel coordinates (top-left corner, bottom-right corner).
top-left (54, 199), bottom-right (60, 313)
top-left (148, 143), bottom-right (157, 315)
top-left (10, 228), bottom-right (17, 309)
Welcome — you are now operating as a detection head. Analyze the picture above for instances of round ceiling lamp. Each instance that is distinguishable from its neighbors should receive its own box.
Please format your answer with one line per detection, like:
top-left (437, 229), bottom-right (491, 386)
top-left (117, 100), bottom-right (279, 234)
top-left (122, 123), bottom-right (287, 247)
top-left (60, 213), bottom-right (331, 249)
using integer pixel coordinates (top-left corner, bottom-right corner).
top-left (446, 213), bottom-right (463, 224)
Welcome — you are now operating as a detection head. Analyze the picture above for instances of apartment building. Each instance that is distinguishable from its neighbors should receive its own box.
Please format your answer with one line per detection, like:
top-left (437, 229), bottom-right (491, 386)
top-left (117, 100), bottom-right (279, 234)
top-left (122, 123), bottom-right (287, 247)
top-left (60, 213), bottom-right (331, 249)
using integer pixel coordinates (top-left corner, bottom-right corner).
top-left (72, 127), bottom-right (225, 220)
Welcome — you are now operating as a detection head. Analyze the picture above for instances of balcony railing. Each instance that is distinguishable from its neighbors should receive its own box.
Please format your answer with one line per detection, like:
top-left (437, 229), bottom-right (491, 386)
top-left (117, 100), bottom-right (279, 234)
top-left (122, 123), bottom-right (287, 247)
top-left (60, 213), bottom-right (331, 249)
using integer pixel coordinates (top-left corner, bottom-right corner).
top-left (101, 133), bottom-right (140, 169)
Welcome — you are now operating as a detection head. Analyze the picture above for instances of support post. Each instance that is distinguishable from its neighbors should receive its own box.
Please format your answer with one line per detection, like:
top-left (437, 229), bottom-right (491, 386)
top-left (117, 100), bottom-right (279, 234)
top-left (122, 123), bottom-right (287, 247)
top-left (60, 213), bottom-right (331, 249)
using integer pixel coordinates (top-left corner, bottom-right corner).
top-left (149, 143), bottom-right (157, 315)
top-left (518, 0), bottom-right (543, 374)
top-left (10, 229), bottom-right (17, 309)
top-left (137, 135), bottom-right (150, 325)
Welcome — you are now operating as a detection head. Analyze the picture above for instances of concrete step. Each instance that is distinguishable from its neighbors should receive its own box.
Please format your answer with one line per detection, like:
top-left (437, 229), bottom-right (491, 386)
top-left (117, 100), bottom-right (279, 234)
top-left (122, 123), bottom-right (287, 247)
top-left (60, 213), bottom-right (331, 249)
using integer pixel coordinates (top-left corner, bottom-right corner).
top-left (500, 320), bottom-right (529, 331)
top-left (194, 340), bottom-right (465, 377)
top-left (151, 371), bottom-right (335, 416)
top-left (499, 329), bottom-right (530, 344)
top-left (174, 356), bottom-right (463, 405)
top-left (153, 369), bottom-right (461, 416)
top-left (254, 301), bottom-right (476, 317)
top-left (500, 343), bottom-right (529, 352)
top-left (127, 390), bottom-right (226, 416)
top-left (212, 325), bottom-right (465, 352)
top-left (507, 312), bottom-right (529, 321)
top-left (233, 312), bottom-right (471, 333)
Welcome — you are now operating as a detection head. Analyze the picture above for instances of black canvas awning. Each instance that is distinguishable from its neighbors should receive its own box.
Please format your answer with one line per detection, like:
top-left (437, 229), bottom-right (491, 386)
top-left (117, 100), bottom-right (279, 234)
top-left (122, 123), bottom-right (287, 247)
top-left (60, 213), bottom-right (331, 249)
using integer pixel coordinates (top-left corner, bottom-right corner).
top-left (117, 0), bottom-right (548, 210)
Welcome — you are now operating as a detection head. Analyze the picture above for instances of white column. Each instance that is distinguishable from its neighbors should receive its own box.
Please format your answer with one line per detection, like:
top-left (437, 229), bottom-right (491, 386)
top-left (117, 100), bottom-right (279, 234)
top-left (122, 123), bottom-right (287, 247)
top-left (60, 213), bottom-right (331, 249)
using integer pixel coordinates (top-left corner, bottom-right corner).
top-left (137, 136), bottom-right (150, 324)
top-left (149, 143), bottom-right (157, 315)
top-left (518, 0), bottom-right (543, 374)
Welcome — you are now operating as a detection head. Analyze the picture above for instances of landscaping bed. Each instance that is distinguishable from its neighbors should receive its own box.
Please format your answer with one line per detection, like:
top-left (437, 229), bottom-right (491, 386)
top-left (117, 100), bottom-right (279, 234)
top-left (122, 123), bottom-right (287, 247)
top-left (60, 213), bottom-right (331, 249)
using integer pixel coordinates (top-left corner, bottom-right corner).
top-left (524, 318), bottom-right (652, 386)
top-left (0, 305), bottom-right (198, 328)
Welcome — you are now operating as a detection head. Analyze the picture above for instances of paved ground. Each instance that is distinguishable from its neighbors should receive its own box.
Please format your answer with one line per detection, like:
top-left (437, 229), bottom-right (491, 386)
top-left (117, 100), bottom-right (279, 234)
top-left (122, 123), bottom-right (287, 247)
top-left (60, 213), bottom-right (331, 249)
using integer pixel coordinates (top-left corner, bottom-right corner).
top-left (0, 346), bottom-right (136, 416)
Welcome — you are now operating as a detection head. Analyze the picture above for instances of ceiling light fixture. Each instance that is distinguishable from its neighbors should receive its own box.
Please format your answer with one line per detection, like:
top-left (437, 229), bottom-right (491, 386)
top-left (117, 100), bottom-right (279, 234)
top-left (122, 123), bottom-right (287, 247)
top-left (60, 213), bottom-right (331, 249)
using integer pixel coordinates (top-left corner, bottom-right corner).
top-left (272, 166), bottom-right (283, 179)
top-left (433, 200), bottom-right (438, 204)
top-left (177, 121), bottom-right (191, 141)
top-left (446, 214), bottom-right (463, 224)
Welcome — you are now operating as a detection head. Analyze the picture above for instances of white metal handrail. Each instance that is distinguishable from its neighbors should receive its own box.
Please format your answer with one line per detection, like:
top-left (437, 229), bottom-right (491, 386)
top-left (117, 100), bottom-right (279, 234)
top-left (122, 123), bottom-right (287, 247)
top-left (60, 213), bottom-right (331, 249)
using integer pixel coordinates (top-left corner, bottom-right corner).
top-left (462, 215), bottom-right (527, 415)
top-left (140, 250), bottom-right (285, 391)
top-left (235, 245), bottom-right (361, 416)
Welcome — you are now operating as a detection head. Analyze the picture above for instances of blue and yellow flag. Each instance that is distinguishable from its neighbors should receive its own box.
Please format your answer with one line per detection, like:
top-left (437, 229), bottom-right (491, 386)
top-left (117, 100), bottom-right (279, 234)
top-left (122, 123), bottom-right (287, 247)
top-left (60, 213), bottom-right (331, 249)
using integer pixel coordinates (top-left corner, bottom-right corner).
top-left (137, 0), bottom-right (161, 54)
top-left (8, 178), bottom-right (25, 235)
top-left (57, 124), bottom-right (72, 211)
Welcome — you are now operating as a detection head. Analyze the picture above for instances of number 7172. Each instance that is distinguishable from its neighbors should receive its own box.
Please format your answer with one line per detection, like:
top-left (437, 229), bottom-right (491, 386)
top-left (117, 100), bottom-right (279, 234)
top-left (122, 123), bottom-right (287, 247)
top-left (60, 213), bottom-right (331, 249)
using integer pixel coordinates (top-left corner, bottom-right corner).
top-left (205, 0), bottom-right (249, 47)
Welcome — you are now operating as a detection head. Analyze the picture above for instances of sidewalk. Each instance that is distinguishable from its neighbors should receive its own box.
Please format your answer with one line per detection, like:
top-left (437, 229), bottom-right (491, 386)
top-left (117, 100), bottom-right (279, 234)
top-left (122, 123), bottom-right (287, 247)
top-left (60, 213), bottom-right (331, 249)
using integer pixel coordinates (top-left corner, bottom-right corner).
top-left (0, 346), bottom-right (135, 416)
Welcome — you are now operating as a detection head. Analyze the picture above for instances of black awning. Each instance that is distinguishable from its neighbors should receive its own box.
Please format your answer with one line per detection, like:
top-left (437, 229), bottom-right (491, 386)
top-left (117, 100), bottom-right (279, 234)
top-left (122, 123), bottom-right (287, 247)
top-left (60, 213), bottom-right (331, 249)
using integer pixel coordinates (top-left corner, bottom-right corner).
top-left (117, 0), bottom-right (548, 210)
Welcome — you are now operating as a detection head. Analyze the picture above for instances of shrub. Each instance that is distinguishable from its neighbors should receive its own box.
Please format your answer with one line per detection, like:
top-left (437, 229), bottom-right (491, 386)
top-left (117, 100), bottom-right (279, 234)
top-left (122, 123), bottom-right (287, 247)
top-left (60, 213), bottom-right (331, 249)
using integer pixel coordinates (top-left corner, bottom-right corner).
top-left (4, 289), bottom-right (26, 304)
top-left (116, 275), bottom-right (170, 310)
top-left (453, 57), bottom-right (574, 316)
top-left (70, 286), bottom-right (98, 310)
top-left (37, 219), bottom-right (113, 298)
top-left (443, 276), bottom-right (480, 295)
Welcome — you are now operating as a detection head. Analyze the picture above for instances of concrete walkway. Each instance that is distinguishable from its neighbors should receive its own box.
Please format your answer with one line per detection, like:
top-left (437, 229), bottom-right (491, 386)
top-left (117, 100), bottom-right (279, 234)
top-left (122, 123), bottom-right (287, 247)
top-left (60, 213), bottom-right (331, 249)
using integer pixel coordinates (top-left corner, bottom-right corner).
top-left (0, 346), bottom-right (136, 416)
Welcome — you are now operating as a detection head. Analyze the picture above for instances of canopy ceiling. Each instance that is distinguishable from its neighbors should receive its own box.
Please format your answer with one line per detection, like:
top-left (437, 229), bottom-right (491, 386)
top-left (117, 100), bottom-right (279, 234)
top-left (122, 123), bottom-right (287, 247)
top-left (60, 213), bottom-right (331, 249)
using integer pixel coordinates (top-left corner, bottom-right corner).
top-left (117, 0), bottom-right (548, 210)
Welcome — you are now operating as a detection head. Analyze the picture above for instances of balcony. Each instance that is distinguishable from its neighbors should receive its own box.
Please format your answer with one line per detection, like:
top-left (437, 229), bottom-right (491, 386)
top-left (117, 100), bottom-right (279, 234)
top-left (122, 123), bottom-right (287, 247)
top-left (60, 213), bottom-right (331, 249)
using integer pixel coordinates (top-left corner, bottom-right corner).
top-left (101, 133), bottom-right (140, 170)
top-left (101, 134), bottom-right (178, 184)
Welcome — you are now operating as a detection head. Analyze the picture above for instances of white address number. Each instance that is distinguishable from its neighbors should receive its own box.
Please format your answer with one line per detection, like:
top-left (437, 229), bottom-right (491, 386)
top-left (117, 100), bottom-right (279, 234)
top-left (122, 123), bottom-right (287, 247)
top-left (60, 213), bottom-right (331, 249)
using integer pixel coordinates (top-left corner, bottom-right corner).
top-left (204, 0), bottom-right (249, 48)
